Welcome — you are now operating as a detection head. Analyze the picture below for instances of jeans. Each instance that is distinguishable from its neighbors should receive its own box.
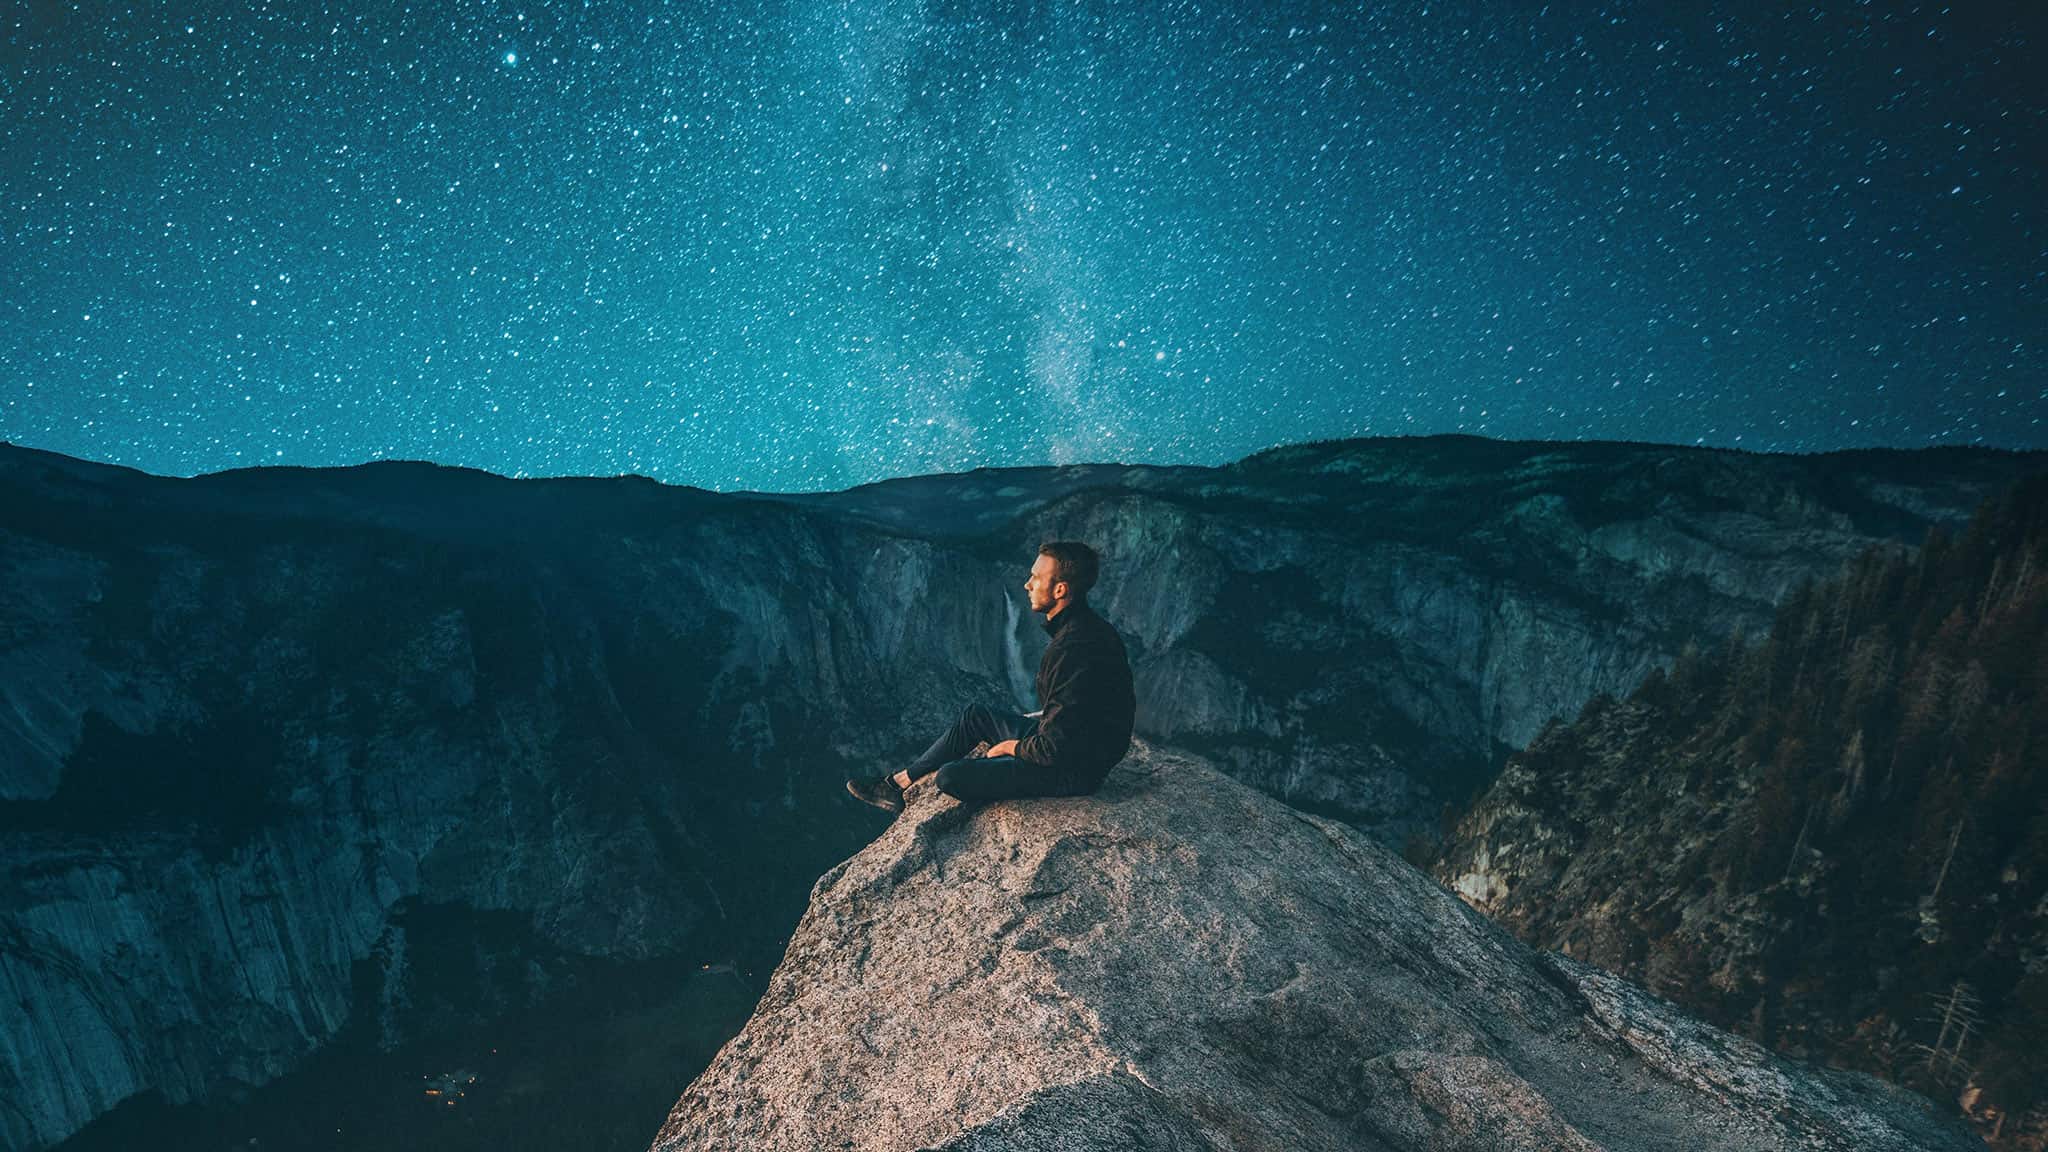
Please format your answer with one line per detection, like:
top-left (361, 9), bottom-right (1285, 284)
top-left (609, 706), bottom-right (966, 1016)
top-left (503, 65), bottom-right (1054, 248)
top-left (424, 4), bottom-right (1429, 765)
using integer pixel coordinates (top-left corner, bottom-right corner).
top-left (906, 702), bottom-right (1097, 802)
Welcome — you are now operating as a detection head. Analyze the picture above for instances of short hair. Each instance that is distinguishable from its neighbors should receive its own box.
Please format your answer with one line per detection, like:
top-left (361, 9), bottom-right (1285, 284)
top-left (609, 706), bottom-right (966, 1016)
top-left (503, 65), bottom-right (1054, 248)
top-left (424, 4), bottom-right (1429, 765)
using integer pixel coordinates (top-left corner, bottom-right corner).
top-left (1037, 540), bottom-right (1100, 598)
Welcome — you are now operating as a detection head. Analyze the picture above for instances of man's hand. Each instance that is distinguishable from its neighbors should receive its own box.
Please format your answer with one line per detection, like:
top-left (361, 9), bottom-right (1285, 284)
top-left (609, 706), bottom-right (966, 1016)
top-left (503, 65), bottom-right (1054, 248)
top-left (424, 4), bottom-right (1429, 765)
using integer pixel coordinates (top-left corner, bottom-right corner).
top-left (987, 739), bottom-right (1019, 757)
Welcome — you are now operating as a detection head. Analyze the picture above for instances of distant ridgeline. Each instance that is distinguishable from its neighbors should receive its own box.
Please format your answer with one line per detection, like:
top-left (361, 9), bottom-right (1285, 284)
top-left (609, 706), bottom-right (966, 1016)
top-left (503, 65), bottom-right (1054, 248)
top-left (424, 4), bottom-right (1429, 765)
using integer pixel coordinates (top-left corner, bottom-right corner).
top-left (1437, 471), bottom-right (2048, 1145)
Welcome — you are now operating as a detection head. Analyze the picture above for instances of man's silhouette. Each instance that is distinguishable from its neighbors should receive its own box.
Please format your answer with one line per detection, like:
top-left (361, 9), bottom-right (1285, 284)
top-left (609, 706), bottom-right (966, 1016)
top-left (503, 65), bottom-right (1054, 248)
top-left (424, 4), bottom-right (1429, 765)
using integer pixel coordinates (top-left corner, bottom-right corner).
top-left (846, 540), bottom-right (1136, 815)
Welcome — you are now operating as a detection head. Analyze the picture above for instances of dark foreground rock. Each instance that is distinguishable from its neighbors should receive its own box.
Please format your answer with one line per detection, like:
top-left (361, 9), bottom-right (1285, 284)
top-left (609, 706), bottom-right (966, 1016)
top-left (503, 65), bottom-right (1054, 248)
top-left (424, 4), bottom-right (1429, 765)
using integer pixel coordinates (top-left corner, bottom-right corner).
top-left (651, 742), bottom-right (1976, 1151)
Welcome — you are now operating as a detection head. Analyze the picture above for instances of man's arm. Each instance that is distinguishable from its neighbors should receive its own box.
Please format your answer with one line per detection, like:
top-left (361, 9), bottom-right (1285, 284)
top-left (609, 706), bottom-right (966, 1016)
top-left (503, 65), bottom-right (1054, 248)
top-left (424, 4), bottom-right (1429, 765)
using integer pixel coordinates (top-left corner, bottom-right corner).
top-left (986, 707), bottom-right (1044, 754)
top-left (1013, 642), bottom-right (1113, 769)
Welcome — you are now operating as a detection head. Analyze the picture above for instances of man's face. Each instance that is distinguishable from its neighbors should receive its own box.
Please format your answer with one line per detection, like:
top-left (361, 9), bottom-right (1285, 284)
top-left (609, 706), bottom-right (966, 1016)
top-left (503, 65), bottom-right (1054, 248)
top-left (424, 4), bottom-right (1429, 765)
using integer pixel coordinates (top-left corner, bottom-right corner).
top-left (1025, 555), bottom-right (1063, 614)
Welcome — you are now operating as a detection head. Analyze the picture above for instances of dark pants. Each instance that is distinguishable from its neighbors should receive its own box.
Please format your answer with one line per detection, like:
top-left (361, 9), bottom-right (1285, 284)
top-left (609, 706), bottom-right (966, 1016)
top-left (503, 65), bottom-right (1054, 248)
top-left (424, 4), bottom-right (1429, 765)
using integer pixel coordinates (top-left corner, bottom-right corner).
top-left (907, 702), bottom-right (1096, 802)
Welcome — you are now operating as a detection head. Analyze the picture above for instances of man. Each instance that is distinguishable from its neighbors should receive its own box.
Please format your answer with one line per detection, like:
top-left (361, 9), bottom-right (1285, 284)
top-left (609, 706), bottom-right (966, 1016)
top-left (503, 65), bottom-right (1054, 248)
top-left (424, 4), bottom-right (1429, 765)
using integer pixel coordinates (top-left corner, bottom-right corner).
top-left (845, 540), bottom-right (1136, 816)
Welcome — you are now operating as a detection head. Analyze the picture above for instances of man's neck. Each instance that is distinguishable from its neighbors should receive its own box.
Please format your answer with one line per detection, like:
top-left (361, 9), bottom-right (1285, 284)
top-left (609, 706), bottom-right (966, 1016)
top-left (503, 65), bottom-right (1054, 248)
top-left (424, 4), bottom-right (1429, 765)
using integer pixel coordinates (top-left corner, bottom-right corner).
top-left (1045, 597), bottom-right (1084, 623)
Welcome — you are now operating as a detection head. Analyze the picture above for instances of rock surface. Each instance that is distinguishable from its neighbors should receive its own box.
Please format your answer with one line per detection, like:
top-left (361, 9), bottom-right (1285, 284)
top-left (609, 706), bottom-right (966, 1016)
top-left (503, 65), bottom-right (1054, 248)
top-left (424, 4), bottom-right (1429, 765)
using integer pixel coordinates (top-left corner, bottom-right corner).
top-left (651, 741), bottom-right (1977, 1151)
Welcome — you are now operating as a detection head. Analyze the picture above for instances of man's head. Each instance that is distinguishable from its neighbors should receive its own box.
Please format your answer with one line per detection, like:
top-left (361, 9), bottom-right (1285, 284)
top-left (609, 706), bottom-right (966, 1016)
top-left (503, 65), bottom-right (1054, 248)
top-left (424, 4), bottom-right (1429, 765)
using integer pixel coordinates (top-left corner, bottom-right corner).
top-left (1026, 540), bottom-right (1100, 617)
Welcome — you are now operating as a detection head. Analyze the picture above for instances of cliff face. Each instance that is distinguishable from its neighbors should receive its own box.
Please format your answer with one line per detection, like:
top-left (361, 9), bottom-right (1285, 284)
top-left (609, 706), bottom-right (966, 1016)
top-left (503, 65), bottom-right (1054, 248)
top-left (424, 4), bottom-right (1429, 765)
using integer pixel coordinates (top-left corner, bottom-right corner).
top-left (653, 741), bottom-right (1978, 1152)
top-left (0, 435), bottom-right (2039, 1150)
top-left (1434, 473), bottom-right (2048, 1141)
top-left (772, 438), bottom-right (2042, 822)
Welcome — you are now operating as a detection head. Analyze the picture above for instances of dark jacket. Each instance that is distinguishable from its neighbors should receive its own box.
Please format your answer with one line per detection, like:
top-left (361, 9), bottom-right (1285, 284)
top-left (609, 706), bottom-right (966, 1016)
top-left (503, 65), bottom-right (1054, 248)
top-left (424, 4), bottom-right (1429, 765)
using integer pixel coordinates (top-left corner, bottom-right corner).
top-left (1013, 600), bottom-right (1136, 787)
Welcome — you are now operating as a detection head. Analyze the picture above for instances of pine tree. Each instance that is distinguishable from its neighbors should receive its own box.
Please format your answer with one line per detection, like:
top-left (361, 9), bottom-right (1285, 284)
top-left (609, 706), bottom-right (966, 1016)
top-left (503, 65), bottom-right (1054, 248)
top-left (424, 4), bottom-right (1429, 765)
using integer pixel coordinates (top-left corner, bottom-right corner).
top-left (1916, 981), bottom-right (1981, 1087)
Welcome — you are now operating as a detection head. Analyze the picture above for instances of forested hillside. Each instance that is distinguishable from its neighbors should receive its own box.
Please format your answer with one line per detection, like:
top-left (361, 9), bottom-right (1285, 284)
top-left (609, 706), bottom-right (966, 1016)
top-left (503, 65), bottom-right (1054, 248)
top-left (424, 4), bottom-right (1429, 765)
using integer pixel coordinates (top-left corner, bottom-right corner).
top-left (1436, 472), bottom-right (2048, 1145)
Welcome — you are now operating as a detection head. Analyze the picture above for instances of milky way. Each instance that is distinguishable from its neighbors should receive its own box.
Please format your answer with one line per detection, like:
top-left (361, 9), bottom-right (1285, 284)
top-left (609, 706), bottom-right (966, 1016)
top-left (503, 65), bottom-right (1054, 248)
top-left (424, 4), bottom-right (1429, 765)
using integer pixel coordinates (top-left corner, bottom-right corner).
top-left (2, 2), bottom-right (2040, 491)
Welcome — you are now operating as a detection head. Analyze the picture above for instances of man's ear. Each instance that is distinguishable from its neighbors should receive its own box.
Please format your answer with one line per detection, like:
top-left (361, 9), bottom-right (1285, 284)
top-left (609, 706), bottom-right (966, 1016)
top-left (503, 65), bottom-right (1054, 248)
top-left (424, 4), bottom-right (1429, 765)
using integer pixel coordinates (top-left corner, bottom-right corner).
top-left (1052, 580), bottom-right (1068, 601)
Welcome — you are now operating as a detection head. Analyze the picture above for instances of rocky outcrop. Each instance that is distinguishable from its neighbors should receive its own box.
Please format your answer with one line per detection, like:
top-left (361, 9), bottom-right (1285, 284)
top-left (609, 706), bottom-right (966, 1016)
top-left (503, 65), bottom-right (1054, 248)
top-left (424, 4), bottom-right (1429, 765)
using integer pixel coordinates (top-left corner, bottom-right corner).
top-left (652, 741), bottom-right (1977, 1151)
top-left (2, 435), bottom-right (2040, 1150)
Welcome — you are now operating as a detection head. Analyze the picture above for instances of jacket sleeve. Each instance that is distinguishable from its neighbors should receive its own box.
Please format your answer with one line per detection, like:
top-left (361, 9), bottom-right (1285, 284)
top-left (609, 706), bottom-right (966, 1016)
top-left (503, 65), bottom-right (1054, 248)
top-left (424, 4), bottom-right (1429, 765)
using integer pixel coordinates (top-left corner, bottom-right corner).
top-left (1014, 641), bottom-right (1110, 770)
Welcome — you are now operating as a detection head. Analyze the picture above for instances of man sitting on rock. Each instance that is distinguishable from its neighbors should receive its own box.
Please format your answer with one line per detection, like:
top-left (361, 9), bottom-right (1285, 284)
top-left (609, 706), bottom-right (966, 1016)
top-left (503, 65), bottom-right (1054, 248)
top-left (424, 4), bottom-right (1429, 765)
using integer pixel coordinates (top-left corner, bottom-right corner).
top-left (846, 540), bottom-right (1136, 816)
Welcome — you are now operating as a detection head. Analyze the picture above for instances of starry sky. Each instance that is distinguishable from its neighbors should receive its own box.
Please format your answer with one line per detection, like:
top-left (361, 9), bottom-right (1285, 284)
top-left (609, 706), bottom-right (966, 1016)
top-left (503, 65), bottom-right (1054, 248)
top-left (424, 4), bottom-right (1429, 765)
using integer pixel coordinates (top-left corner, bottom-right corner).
top-left (2, 2), bottom-right (2041, 492)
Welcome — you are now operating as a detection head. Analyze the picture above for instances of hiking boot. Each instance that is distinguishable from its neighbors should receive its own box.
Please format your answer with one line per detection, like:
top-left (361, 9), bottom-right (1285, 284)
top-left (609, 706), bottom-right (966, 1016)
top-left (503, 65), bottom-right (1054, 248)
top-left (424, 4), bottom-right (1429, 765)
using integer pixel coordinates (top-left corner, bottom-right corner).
top-left (844, 773), bottom-right (904, 815)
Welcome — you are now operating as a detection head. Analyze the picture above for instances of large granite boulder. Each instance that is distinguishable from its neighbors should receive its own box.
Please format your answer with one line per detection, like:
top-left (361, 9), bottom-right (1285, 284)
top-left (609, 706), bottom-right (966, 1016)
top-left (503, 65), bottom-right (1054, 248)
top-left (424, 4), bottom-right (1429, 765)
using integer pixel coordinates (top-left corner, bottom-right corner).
top-left (651, 741), bottom-right (1975, 1151)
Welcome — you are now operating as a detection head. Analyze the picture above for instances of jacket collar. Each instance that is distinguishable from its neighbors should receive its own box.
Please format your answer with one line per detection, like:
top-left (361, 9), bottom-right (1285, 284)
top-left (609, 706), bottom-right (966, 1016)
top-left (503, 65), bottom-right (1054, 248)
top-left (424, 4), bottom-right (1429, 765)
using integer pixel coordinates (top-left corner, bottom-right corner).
top-left (1040, 599), bottom-right (1091, 637)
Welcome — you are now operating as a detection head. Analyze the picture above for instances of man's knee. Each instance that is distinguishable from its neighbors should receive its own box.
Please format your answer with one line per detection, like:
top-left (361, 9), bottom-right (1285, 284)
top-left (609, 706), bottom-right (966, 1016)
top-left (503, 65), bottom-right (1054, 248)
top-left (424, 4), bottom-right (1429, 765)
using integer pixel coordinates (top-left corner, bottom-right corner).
top-left (933, 754), bottom-right (989, 789)
top-left (933, 757), bottom-right (1090, 803)
top-left (934, 756), bottom-right (1003, 801)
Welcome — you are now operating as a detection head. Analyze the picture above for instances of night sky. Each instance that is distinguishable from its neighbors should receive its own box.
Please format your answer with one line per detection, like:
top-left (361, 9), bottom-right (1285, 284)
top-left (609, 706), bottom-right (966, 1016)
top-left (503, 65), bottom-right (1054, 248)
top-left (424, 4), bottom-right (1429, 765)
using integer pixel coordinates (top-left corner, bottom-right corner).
top-left (2, 2), bottom-right (2041, 492)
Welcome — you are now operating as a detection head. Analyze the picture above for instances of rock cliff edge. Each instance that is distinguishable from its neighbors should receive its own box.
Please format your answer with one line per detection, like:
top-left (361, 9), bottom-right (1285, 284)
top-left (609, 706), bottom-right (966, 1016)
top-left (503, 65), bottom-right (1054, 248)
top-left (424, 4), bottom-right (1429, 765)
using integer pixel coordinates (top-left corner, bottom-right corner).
top-left (651, 741), bottom-right (1976, 1151)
